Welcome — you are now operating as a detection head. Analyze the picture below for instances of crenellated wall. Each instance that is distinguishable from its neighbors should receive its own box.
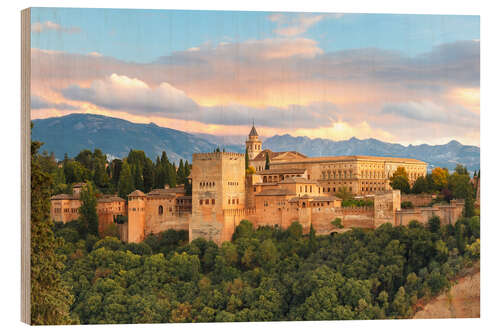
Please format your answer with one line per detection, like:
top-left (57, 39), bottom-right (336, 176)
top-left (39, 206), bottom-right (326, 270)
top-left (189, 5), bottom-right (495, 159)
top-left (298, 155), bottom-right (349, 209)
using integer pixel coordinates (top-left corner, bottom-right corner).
top-left (395, 199), bottom-right (465, 226)
top-left (401, 193), bottom-right (434, 207)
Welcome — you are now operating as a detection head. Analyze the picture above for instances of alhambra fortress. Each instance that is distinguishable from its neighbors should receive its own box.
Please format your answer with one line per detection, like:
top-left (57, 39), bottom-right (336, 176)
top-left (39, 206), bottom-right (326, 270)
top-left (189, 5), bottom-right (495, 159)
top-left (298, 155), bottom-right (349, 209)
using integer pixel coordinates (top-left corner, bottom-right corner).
top-left (50, 125), bottom-right (465, 244)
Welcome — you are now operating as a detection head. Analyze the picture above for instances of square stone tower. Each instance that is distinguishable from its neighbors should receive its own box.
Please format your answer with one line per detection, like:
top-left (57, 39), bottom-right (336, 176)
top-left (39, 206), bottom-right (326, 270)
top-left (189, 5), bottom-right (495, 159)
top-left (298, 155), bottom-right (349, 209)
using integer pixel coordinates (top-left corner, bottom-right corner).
top-left (189, 152), bottom-right (246, 244)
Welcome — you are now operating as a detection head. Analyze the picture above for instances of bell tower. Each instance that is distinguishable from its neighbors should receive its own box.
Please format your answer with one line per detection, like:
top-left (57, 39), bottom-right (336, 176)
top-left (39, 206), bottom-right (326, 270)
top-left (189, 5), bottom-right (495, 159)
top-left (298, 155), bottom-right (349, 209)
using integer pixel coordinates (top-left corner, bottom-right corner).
top-left (245, 122), bottom-right (262, 160)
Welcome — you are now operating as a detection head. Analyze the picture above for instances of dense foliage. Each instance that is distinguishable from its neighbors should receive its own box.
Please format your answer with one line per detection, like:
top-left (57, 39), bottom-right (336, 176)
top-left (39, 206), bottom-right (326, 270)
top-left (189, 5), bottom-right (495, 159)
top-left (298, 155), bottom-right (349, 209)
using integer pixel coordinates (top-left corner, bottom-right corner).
top-left (31, 135), bottom-right (74, 324)
top-left (39, 148), bottom-right (191, 198)
top-left (52, 216), bottom-right (479, 324)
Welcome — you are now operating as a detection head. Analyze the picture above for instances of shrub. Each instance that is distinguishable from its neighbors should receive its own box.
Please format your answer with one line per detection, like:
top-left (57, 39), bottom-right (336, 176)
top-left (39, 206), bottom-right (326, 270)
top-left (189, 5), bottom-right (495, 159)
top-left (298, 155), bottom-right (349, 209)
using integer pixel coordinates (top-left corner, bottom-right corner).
top-left (401, 201), bottom-right (414, 209)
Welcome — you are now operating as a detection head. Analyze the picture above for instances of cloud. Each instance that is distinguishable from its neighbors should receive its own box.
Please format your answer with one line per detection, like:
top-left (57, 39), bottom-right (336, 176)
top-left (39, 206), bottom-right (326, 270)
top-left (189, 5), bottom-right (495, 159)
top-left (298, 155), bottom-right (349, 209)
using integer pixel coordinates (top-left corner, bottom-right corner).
top-left (31, 37), bottom-right (480, 145)
top-left (381, 100), bottom-right (479, 127)
top-left (269, 13), bottom-right (343, 37)
top-left (61, 73), bottom-right (341, 129)
top-left (31, 21), bottom-right (80, 34)
top-left (31, 95), bottom-right (79, 110)
top-left (62, 73), bottom-right (199, 115)
top-left (159, 37), bottom-right (323, 64)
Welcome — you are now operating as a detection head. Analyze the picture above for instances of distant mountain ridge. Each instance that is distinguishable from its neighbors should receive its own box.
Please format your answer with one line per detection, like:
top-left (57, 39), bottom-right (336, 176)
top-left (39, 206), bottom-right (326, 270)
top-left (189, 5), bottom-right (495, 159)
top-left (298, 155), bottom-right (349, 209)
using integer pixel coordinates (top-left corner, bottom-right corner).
top-left (31, 114), bottom-right (243, 163)
top-left (32, 114), bottom-right (479, 171)
top-left (263, 135), bottom-right (479, 171)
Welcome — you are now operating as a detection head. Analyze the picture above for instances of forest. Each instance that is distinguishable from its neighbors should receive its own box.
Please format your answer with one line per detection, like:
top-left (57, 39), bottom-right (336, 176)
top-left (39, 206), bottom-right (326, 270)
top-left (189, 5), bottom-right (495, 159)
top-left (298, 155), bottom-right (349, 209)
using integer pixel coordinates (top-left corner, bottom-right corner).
top-left (37, 147), bottom-right (192, 198)
top-left (30, 133), bottom-right (480, 325)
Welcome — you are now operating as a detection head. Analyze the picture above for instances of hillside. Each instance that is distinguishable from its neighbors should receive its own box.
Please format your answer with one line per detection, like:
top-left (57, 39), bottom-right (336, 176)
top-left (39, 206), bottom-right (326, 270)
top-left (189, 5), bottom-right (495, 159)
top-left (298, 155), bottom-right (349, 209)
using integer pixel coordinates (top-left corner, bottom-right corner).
top-left (31, 114), bottom-right (242, 163)
top-left (32, 114), bottom-right (480, 170)
top-left (413, 264), bottom-right (480, 319)
top-left (264, 135), bottom-right (480, 171)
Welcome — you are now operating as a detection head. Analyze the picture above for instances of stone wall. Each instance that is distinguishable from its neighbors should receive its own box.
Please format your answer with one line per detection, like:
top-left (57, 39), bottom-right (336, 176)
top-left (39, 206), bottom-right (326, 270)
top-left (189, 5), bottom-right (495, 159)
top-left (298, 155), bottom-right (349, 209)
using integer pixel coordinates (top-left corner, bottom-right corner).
top-left (401, 193), bottom-right (434, 207)
top-left (127, 196), bottom-right (146, 243)
top-left (374, 190), bottom-right (401, 227)
top-left (50, 198), bottom-right (81, 223)
top-left (311, 206), bottom-right (375, 235)
top-left (189, 152), bottom-right (246, 244)
top-left (395, 199), bottom-right (465, 226)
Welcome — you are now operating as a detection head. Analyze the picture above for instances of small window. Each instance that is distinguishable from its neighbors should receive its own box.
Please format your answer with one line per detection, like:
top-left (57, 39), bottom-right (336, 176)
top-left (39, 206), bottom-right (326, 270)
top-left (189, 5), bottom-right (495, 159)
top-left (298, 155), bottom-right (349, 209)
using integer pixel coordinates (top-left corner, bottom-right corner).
top-left (212, 199), bottom-right (215, 205)
top-left (199, 200), bottom-right (203, 205)
top-left (158, 205), bottom-right (163, 215)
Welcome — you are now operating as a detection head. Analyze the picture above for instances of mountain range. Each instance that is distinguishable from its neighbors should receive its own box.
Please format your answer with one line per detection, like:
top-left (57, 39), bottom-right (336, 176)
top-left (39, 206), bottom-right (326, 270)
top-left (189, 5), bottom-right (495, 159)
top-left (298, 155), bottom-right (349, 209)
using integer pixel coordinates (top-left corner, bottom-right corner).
top-left (31, 114), bottom-right (480, 171)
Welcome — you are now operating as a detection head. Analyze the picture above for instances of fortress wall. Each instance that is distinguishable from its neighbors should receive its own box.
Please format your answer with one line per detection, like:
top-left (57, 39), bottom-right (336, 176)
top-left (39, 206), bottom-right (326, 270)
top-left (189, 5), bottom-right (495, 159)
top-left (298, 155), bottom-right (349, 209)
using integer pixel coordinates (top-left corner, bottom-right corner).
top-left (374, 190), bottom-right (401, 227)
top-left (127, 196), bottom-right (146, 243)
top-left (118, 222), bottom-right (128, 242)
top-left (189, 213), bottom-right (224, 244)
top-left (50, 199), bottom-right (81, 223)
top-left (145, 213), bottom-right (191, 235)
top-left (97, 201), bottom-right (127, 236)
top-left (311, 206), bottom-right (375, 234)
top-left (395, 200), bottom-right (464, 226)
top-left (190, 152), bottom-right (247, 244)
top-left (97, 212), bottom-right (114, 235)
top-left (401, 193), bottom-right (434, 207)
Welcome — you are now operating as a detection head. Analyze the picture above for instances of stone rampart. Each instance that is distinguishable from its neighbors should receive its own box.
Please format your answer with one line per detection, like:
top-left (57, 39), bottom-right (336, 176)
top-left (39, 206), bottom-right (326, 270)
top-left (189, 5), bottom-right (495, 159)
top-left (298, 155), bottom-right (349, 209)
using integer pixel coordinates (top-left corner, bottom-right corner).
top-left (401, 193), bottom-right (434, 207)
top-left (395, 199), bottom-right (464, 226)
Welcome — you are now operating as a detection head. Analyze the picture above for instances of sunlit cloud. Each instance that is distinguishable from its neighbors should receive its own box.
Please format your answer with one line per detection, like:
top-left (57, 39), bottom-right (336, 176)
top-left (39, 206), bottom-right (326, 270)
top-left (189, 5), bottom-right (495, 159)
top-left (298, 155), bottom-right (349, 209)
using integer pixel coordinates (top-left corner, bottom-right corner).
top-left (269, 13), bottom-right (343, 37)
top-left (30, 36), bottom-right (480, 146)
top-left (31, 21), bottom-right (80, 34)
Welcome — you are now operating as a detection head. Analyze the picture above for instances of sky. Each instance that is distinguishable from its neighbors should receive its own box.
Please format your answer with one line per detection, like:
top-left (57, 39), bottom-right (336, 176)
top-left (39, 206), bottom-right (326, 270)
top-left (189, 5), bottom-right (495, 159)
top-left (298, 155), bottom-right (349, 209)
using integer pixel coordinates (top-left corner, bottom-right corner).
top-left (30, 8), bottom-right (480, 146)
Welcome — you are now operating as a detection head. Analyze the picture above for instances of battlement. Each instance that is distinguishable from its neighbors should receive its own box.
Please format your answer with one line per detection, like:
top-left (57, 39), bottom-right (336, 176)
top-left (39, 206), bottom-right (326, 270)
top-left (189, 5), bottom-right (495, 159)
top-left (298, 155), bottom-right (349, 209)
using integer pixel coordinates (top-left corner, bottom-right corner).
top-left (223, 207), bottom-right (256, 217)
top-left (193, 152), bottom-right (245, 161)
top-left (335, 206), bottom-right (375, 215)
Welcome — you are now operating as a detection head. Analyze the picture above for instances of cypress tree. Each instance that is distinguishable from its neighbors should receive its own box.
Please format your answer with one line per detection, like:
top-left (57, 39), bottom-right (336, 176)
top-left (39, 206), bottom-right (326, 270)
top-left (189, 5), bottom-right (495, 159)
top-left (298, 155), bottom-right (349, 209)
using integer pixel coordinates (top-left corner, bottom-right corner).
top-left (265, 151), bottom-right (270, 170)
top-left (143, 159), bottom-right (154, 193)
top-left (78, 181), bottom-right (99, 237)
top-left (245, 148), bottom-right (249, 170)
top-left (118, 161), bottom-right (134, 198)
top-left (30, 136), bottom-right (73, 324)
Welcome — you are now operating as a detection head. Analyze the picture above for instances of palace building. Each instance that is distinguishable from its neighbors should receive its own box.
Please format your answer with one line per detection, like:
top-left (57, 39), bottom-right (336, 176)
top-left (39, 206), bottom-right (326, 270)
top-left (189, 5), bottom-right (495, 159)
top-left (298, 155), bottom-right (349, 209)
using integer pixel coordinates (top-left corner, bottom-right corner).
top-left (51, 125), bottom-right (463, 245)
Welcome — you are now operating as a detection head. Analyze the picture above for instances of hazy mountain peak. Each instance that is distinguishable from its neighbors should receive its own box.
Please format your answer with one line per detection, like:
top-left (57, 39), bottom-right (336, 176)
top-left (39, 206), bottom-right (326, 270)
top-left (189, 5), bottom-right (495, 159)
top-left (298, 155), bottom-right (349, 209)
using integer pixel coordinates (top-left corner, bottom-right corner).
top-left (32, 114), bottom-right (479, 171)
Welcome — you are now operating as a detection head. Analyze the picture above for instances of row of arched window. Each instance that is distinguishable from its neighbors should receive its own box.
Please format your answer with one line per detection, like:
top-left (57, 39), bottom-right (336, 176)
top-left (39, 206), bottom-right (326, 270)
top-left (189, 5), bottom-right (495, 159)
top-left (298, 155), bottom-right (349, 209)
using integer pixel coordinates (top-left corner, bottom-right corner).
top-left (200, 181), bottom-right (215, 188)
top-left (199, 199), bottom-right (216, 205)
top-left (158, 205), bottom-right (173, 215)
top-left (228, 198), bottom-right (240, 205)
top-left (322, 170), bottom-right (353, 179)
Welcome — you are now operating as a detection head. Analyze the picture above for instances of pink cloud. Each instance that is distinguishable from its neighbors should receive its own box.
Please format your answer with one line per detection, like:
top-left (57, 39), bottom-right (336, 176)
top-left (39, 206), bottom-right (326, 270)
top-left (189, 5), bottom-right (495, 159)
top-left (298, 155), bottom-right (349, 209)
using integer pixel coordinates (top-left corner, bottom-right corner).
top-left (31, 21), bottom-right (80, 34)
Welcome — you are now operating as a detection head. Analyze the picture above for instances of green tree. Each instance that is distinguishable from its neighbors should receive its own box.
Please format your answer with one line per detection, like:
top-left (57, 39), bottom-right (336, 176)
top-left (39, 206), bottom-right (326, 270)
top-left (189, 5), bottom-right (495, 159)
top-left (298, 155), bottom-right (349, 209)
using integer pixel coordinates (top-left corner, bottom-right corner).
top-left (431, 167), bottom-right (449, 191)
top-left (30, 136), bottom-right (73, 324)
top-left (109, 159), bottom-right (123, 189)
top-left (118, 161), bottom-right (134, 199)
top-left (454, 164), bottom-right (469, 175)
top-left (143, 159), bottom-right (154, 193)
top-left (427, 215), bottom-right (441, 234)
top-left (411, 176), bottom-right (429, 194)
top-left (78, 181), bottom-right (99, 237)
top-left (390, 168), bottom-right (411, 194)
top-left (245, 148), bottom-right (249, 170)
top-left (265, 152), bottom-right (270, 170)
top-left (337, 186), bottom-right (354, 201)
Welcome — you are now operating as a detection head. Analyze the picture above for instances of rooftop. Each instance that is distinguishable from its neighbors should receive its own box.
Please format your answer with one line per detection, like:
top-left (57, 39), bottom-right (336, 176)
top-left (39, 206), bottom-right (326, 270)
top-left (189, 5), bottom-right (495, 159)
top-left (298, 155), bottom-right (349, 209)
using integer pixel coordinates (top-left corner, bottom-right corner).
top-left (288, 195), bottom-right (342, 202)
top-left (252, 150), bottom-right (307, 161)
top-left (147, 187), bottom-right (185, 197)
top-left (51, 193), bottom-right (77, 200)
top-left (279, 178), bottom-right (318, 185)
top-left (249, 125), bottom-right (258, 137)
top-left (255, 189), bottom-right (294, 196)
top-left (128, 189), bottom-right (146, 197)
top-left (257, 168), bottom-right (306, 175)
top-left (98, 195), bottom-right (126, 203)
top-left (272, 155), bottom-right (427, 165)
